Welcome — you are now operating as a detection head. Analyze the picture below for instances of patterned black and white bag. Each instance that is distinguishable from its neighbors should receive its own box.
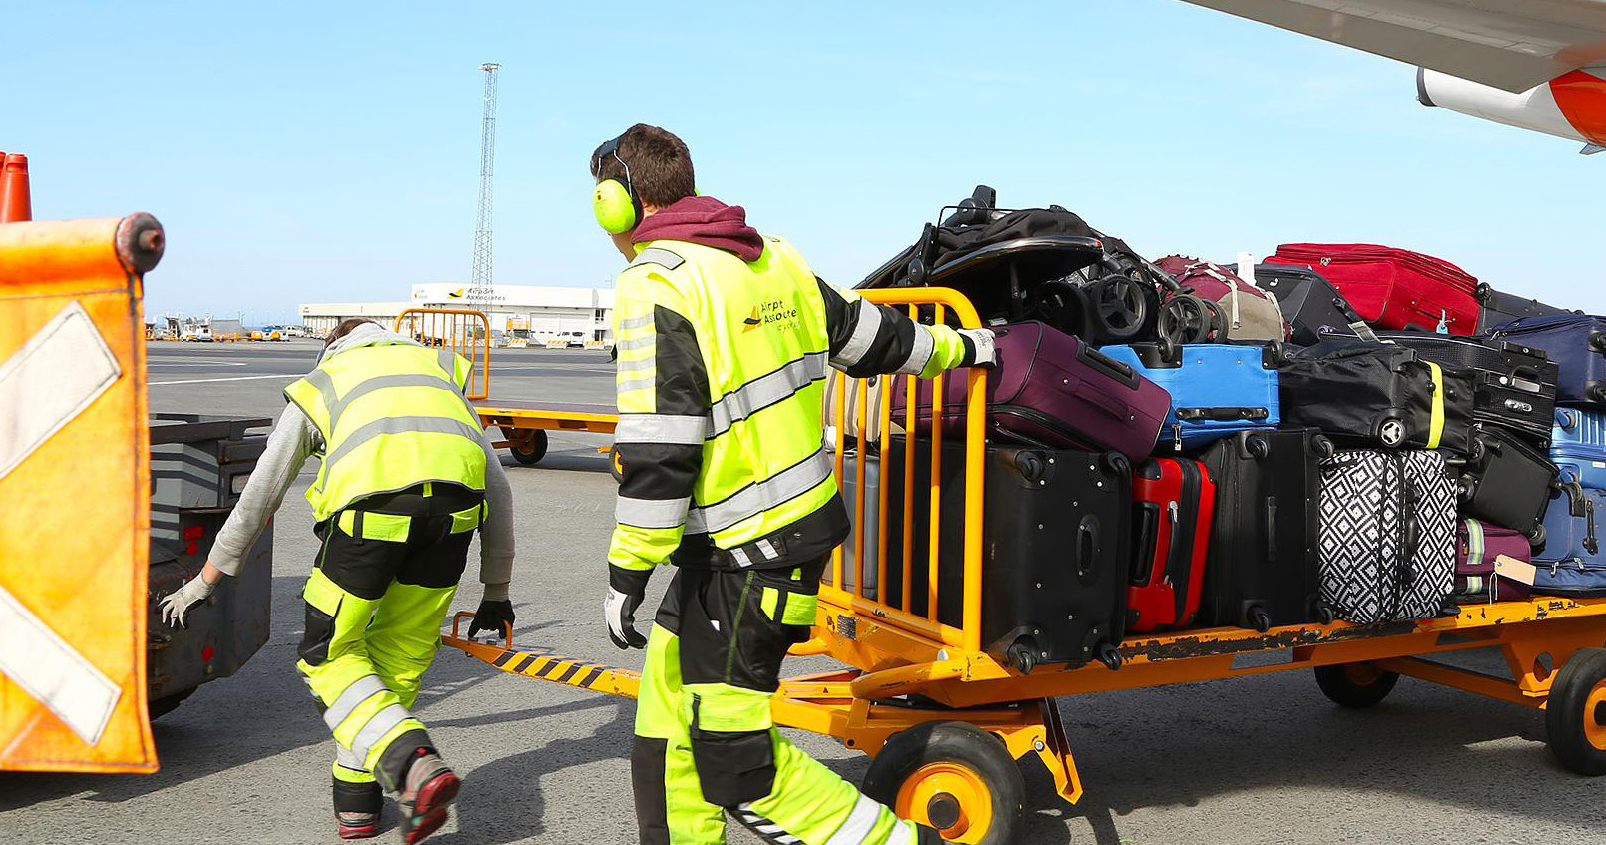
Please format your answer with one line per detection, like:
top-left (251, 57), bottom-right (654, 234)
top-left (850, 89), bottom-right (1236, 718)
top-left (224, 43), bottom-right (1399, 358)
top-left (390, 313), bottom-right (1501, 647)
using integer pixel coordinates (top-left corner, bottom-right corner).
top-left (1317, 449), bottom-right (1456, 622)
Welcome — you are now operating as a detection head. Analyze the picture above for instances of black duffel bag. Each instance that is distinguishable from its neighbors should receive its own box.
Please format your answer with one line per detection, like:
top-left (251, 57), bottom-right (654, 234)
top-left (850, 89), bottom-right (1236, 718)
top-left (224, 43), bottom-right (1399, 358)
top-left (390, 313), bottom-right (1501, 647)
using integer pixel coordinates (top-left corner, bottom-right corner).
top-left (1278, 339), bottom-right (1476, 455)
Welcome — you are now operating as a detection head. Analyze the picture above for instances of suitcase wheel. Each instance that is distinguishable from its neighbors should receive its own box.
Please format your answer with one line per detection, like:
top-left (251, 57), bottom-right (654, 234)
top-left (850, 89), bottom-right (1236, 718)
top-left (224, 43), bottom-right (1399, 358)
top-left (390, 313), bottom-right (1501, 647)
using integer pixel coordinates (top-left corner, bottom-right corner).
top-left (1310, 434), bottom-right (1336, 461)
top-left (1474, 282), bottom-right (1492, 304)
top-left (1311, 600), bottom-right (1336, 626)
top-left (1098, 642), bottom-right (1123, 671)
top-left (1101, 451), bottom-right (1130, 478)
top-left (1007, 641), bottom-right (1039, 675)
top-left (1377, 417), bottom-right (1406, 448)
top-left (1529, 523), bottom-right (1547, 549)
top-left (1590, 383), bottom-right (1606, 404)
top-left (862, 720), bottom-right (1026, 845)
top-left (1242, 433), bottom-right (1271, 460)
top-left (1247, 606), bottom-right (1273, 633)
top-left (1545, 647), bottom-right (1606, 776)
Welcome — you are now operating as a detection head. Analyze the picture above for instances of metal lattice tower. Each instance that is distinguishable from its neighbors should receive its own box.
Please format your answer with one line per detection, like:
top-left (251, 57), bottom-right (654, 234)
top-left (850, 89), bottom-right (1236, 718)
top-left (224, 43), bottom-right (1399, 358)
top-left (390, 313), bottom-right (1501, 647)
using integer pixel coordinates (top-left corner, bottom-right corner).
top-left (468, 62), bottom-right (501, 310)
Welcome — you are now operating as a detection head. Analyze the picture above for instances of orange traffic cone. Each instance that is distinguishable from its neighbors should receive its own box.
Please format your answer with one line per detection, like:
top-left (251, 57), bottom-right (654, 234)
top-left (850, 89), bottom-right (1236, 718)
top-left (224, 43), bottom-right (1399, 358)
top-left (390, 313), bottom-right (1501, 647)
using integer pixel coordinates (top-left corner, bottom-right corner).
top-left (1, 153), bottom-right (32, 223)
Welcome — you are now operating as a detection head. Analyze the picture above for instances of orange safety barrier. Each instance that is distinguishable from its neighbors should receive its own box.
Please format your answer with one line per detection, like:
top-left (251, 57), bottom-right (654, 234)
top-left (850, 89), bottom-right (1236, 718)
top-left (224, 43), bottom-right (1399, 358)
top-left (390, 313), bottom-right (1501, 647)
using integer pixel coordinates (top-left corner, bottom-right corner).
top-left (823, 288), bottom-right (989, 656)
top-left (393, 308), bottom-right (491, 400)
top-left (0, 213), bottom-right (165, 773)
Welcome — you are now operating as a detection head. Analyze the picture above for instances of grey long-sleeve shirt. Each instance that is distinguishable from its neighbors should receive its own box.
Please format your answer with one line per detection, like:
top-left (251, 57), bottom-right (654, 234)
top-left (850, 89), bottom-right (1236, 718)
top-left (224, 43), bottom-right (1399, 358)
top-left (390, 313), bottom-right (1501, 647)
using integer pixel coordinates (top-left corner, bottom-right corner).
top-left (208, 327), bottom-right (515, 596)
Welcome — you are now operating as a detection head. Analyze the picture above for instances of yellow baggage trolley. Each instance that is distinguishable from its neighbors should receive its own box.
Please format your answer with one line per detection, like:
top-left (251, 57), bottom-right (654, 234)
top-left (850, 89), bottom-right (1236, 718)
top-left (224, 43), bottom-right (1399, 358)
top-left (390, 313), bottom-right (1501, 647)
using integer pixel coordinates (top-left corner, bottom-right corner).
top-left (442, 288), bottom-right (1606, 844)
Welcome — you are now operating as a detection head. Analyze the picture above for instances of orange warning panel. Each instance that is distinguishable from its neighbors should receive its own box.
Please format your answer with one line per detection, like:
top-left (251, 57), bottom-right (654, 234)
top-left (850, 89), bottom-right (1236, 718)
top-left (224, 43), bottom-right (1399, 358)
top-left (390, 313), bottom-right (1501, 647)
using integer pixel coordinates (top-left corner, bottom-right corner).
top-left (0, 213), bottom-right (165, 773)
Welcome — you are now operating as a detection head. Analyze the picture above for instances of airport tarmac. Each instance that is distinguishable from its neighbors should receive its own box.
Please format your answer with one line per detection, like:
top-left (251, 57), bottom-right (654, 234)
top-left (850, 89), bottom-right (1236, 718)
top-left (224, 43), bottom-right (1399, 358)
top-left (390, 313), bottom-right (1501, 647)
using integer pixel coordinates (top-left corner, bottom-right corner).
top-left (3, 340), bottom-right (1604, 845)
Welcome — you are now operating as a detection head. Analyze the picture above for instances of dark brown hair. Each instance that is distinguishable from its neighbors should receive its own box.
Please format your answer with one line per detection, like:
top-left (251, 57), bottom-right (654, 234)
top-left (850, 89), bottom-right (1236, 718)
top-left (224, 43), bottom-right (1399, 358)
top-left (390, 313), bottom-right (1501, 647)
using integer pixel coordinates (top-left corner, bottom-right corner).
top-left (325, 318), bottom-right (376, 346)
top-left (590, 124), bottom-right (696, 208)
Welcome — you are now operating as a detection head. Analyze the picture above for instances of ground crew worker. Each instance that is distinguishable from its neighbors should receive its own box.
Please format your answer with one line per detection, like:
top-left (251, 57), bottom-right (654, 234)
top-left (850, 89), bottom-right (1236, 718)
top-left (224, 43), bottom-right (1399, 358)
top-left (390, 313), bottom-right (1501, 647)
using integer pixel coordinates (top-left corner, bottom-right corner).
top-left (591, 124), bottom-right (996, 845)
top-left (159, 318), bottom-right (517, 844)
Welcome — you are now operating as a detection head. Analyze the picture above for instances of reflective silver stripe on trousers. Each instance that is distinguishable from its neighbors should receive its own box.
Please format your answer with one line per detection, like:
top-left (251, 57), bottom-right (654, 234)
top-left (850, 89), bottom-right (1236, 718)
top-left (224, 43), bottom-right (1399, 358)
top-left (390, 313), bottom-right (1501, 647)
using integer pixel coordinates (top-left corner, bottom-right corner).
top-left (325, 416), bottom-right (487, 468)
top-left (895, 324), bottom-right (936, 376)
top-left (347, 702), bottom-right (412, 765)
top-left (709, 352), bottom-right (828, 437)
top-left (617, 376), bottom-right (655, 394)
top-left (616, 356), bottom-right (654, 374)
top-left (335, 744), bottom-right (367, 772)
top-left (686, 447), bottom-right (833, 535)
top-left (830, 298), bottom-right (883, 368)
top-left (619, 313), bottom-right (655, 331)
top-left (631, 247), bottom-right (686, 270)
top-left (616, 495), bottom-right (692, 530)
top-left (615, 413), bottom-right (710, 445)
top-left (322, 674), bottom-right (388, 731)
top-left (823, 793), bottom-right (883, 845)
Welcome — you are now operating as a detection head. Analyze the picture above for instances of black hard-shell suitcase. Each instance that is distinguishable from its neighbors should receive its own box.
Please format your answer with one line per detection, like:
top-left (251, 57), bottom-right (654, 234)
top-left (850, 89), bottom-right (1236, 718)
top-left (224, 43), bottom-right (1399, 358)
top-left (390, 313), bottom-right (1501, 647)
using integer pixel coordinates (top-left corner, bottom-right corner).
top-left (1321, 330), bottom-right (1560, 447)
top-left (1278, 340), bottom-right (1476, 455)
top-left (1254, 263), bottom-right (1365, 347)
top-left (884, 438), bottom-right (1130, 672)
top-left (1317, 450), bottom-right (1457, 623)
top-left (1458, 425), bottom-right (1560, 537)
top-left (1199, 429), bottom-right (1333, 631)
top-left (1476, 288), bottom-right (1579, 334)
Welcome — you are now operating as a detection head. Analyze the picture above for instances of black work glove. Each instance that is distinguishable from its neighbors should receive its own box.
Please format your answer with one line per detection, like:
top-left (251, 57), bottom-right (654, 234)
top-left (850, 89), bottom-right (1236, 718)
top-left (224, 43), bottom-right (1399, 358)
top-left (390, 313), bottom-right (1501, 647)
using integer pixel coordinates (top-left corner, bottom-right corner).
top-left (468, 599), bottom-right (515, 641)
top-left (605, 564), bottom-right (652, 649)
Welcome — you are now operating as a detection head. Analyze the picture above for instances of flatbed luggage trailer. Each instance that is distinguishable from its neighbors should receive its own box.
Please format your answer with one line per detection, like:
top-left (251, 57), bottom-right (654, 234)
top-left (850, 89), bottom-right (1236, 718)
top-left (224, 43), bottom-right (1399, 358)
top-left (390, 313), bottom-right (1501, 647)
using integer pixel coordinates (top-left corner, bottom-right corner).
top-left (393, 307), bottom-right (616, 466)
top-left (444, 288), bottom-right (1606, 844)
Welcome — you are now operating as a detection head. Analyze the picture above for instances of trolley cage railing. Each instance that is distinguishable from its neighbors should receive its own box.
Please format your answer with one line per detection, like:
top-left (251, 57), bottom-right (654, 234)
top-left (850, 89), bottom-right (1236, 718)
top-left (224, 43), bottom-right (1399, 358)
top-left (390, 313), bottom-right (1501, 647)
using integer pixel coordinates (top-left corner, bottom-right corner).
top-left (823, 288), bottom-right (988, 656)
top-left (393, 308), bottom-right (491, 400)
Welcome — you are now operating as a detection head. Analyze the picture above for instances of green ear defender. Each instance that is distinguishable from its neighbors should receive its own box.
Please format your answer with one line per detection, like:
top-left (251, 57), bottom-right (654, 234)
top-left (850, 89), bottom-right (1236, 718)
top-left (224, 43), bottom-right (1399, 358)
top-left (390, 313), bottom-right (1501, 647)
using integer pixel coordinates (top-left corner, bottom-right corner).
top-left (592, 133), bottom-right (642, 234)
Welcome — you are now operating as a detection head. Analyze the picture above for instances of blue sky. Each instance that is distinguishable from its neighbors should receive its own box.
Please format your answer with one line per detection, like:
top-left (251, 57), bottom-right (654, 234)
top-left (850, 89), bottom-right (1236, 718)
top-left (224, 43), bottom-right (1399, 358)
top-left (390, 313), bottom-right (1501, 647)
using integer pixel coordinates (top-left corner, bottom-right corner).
top-left (4, 1), bottom-right (1600, 324)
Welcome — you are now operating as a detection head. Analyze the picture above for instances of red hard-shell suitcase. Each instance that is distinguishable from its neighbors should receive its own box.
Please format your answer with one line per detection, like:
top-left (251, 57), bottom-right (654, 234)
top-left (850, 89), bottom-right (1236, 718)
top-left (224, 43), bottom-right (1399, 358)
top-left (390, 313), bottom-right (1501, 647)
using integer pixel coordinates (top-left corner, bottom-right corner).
top-left (891, 320), bottom-right (1170, 463)
top-left (1129, 458), bottom-right (1216, 631)
top-left (1266, 243), bottom-right (1480, 336)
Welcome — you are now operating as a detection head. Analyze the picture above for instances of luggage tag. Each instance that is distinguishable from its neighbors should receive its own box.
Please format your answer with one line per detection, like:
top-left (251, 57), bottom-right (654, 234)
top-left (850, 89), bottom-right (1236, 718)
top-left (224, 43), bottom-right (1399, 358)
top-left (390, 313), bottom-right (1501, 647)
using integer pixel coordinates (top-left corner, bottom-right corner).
top-left (1493, 555), bottom-right (1538, 587)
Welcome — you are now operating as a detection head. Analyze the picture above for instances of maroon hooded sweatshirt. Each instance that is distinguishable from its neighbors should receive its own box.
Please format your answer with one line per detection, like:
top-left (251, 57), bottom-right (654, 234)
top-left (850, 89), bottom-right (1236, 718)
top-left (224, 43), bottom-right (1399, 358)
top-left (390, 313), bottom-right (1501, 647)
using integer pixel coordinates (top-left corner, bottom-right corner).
top-left (630, 195), bottom-right (765, 262)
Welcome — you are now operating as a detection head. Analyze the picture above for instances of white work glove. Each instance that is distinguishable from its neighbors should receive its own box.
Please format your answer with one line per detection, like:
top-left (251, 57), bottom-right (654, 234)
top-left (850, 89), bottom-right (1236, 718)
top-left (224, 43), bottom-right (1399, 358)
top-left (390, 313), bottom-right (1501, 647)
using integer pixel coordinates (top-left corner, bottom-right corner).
top-left (159, 574), bottom-right (216, 628)
top-left (605, 565), bottom-right (651, 650)
top-left (957, 328), bottom-right (997, 367)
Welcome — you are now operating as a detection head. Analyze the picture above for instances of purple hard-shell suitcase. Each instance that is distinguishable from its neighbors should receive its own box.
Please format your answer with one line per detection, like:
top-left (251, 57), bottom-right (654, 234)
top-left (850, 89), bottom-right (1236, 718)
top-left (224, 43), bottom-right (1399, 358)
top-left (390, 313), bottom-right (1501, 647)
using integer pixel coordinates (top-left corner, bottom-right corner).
top-left (1454, 518), bottom-right (1533, 601)
top-left (891, 321), bottom-right (1169, 462)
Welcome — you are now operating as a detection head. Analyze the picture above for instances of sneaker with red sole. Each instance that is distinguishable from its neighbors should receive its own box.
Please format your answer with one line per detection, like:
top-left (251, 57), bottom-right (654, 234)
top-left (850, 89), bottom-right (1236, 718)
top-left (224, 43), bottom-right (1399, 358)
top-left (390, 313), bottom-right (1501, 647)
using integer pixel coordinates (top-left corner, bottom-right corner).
top-left (396, 750), bottom-right (460, 845)
top-left (333, 778), bottom-right (383, 840)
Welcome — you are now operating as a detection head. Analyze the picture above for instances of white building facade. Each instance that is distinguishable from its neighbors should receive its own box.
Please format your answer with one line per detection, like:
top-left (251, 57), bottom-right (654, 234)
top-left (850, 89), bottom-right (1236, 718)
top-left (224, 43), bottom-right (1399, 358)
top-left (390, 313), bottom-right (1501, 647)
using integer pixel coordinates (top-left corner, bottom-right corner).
top-left (300, 284), bottom-right (615, 343)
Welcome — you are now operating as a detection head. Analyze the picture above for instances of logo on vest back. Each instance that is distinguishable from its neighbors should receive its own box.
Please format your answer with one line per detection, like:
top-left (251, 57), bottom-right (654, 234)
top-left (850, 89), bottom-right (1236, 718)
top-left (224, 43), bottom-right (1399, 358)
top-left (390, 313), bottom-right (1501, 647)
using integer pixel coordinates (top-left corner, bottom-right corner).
top-left (745, 300), bottom-right (799, 333)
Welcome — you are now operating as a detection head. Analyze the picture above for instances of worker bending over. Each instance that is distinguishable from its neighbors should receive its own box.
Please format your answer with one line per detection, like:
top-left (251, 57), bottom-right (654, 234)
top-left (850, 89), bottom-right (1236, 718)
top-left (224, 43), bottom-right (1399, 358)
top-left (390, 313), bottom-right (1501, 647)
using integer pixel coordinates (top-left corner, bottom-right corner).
top-left (593, 124), bottom-right (995, 845)
top-left (160, 318), bottom-right (517, 844)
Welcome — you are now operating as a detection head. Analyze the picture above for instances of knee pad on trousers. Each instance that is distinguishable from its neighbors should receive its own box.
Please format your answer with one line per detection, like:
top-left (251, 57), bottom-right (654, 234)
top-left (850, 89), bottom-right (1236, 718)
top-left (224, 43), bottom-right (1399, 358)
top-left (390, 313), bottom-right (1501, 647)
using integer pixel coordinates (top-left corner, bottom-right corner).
top-left (690, 728), bottom-right (774, 807)
top-left (299, 601), bottom-right (336, 666)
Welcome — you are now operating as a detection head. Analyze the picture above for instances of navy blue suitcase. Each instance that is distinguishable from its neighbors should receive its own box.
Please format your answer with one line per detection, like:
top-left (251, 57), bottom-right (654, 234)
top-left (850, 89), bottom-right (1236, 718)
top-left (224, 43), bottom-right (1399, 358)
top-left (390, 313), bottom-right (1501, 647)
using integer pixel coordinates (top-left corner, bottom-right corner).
top-left (1492, 315), bottom-right (1606, 407)
top-left (1099, 342), bottom-right (1279, 451)
top-left (1534, 473), bottom-right (1606, 596)
top-left (1551, 408), bottom-right (1606, 490)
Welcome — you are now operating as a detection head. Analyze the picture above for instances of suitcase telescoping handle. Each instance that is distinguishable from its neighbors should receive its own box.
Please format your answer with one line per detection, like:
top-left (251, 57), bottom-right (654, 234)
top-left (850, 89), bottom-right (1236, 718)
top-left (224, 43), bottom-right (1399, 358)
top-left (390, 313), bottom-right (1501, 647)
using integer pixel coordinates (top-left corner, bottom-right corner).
top-left (1075, 343), bottom-right (1140, 389)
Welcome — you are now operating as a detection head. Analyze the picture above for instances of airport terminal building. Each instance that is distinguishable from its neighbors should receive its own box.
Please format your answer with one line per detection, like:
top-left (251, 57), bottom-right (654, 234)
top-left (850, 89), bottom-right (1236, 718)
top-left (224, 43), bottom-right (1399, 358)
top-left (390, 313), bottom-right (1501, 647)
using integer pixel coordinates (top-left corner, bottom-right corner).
top-left (300, 283), bottom-right (615, 344)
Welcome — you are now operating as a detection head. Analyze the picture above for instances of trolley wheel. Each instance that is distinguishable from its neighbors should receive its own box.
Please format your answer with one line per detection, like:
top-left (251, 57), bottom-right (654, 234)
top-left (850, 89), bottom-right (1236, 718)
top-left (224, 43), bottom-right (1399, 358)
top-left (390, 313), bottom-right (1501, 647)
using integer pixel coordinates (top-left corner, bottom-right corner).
top-left (863, 721), bottom-right (1025, 845)
top-left (1314, 662), bottom-right (1400, 709)
top-left (1247, 606), bottom-right (1272, 633)
top-left (1545, 646), bottom-right (1606, 775)
top-left (508, 429), bottom-right (548, 465)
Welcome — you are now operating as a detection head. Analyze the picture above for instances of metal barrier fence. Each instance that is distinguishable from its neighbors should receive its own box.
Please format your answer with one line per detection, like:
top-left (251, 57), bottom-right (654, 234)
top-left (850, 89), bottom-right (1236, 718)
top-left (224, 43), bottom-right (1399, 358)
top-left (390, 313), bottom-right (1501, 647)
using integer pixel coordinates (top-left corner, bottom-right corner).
top-left (823, 288), bottom-right (988, 655)
top-left (393, 308), bottom-right (491, 400)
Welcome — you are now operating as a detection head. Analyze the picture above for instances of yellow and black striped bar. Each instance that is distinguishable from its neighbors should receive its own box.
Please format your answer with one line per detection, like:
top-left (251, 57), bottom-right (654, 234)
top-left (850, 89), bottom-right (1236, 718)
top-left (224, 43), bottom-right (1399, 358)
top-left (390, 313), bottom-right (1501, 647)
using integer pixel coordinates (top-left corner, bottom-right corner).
top-left (443, 613), bottom-right (640, 698)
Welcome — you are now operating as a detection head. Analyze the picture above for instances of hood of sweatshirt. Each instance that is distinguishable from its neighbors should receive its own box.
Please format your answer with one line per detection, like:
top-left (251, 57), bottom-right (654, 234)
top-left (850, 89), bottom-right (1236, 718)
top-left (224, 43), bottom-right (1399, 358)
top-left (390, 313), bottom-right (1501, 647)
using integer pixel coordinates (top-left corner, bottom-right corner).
top-left (631, 195), bottom-right (765, 262)
top-left (319, 322), bottom-right (420, 364)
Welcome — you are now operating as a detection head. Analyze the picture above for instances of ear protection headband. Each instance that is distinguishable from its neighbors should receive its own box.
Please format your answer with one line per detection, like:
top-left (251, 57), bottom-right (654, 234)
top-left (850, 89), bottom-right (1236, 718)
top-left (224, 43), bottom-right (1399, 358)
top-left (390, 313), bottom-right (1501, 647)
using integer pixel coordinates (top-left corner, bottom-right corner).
top-left (592, 134), bottom-right (642, 235)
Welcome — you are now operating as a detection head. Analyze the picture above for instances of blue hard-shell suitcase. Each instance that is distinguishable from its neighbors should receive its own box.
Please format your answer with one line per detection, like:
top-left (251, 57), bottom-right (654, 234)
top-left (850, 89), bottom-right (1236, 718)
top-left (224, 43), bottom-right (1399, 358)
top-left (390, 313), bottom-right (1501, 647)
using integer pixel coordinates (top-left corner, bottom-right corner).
top-left (1099, 342), bottom-right (1279, 451)
top-left (1492, 315), bottom-right (1606, 407)
top-left (1551, 408), bottom-right (1606, 490)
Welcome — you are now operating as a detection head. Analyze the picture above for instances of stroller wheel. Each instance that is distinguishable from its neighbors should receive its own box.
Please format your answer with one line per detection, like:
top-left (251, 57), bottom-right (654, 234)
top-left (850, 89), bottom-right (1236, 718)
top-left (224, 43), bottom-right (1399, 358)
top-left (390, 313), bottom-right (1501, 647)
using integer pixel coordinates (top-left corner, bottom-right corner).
top-left (1091, 274), bottom-right (1150, 342)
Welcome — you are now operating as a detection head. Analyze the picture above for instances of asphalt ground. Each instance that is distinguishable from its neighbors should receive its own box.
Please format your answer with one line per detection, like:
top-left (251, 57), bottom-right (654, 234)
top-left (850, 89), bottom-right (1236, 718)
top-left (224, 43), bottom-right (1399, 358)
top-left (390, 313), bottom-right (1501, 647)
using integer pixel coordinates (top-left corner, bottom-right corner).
top-left (3, 341), bottom-right (1605, 844)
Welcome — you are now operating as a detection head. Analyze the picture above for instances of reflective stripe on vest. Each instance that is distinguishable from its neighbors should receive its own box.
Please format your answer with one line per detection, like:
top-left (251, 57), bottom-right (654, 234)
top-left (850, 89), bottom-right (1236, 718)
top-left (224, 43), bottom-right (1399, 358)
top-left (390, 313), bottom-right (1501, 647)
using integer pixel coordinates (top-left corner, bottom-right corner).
top-left (285, 343), bottom-right (485, 522)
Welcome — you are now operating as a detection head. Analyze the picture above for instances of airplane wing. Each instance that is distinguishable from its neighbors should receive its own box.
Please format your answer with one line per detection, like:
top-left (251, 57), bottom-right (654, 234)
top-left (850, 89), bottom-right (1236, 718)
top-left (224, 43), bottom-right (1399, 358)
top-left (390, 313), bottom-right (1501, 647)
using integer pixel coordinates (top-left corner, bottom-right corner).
top-left (1181, 0), bottom-right (1606, 93)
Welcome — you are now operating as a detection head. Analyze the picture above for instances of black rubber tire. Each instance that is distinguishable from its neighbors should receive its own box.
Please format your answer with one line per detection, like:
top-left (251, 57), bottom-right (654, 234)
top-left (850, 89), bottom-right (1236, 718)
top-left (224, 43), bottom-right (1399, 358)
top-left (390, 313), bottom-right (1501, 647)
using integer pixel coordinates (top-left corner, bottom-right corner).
top-left (1314, 662), bottom-right (1400, 709)
top-left (862, 721), bottom-right (1025, 845)
top-left (509, 429), bottom-right (548, 465)
top-left (149, 689), bottom-right (196, 720)
top-left (1545, 646), bottom-right (1606, 775)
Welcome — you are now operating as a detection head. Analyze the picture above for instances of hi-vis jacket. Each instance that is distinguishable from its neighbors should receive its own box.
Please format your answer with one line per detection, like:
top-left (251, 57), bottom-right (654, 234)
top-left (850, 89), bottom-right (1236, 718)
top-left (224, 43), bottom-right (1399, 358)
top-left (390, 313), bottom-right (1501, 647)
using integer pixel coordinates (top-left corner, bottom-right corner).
top-left (607, 235), bottom-right (975, 573)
